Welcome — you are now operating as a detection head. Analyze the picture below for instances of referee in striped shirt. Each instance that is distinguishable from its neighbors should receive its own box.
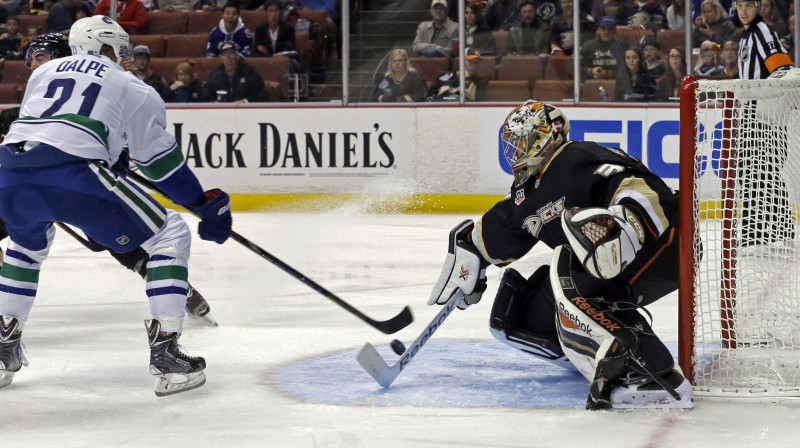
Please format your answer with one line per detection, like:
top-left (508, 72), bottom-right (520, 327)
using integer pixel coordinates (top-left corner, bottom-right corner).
top-left (735, 0), bottom-right (792, 79)
top-left (734, 0), bottom-right (795, 246)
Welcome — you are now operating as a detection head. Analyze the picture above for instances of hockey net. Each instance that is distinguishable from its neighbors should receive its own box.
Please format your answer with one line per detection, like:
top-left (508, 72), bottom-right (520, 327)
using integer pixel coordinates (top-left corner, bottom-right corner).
top-left (678, 75), bottom-right (800, 399)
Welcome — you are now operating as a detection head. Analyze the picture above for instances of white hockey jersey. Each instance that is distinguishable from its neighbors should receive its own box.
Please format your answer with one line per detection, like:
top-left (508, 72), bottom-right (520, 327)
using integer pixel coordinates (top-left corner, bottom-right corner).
top-left (3, 54), bottom-right (182, 182)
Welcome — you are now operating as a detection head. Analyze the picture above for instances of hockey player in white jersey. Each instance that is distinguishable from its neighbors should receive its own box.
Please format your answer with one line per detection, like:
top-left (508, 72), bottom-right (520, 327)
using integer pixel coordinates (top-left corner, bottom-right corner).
top-left (0, 16), bottom-right (232, 396)
top-left (0, 32), bottom-right (217, 326)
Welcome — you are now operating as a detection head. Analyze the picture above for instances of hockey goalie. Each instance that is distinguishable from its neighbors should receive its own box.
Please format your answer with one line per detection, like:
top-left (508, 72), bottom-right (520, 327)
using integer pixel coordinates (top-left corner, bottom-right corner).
top-left (428, 100), bottom-right (692, 410)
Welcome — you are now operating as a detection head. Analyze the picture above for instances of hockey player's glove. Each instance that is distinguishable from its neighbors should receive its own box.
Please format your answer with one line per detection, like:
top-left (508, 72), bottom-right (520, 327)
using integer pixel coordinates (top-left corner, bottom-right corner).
top-left (193, 189), bottom-right (232, 244)
top-left (428, 219), bottom-right (489, 310)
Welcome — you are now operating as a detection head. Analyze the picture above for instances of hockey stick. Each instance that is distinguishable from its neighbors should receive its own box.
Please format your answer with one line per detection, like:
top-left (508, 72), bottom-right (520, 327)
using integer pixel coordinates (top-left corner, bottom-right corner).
top-left (125, 170), bottom-right (414, 335)
top-left (357, 292), bottom-right (462, 387)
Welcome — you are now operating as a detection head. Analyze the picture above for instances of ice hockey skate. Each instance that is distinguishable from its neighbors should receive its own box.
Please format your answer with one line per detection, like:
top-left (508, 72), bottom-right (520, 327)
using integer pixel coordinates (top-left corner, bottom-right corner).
top-left (607, 368), bottom-right (694, 410)
top-left (0, 315), bottom-right (27, 389)
top-left (146, 319), bottom-right (206, 397)
top-left (185, 284), bottom-right (218, 326)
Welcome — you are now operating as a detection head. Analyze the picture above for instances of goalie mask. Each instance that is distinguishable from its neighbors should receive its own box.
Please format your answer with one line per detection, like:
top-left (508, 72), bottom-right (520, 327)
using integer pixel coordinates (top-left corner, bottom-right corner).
top-left (501, 100), bottom-right (570, 186)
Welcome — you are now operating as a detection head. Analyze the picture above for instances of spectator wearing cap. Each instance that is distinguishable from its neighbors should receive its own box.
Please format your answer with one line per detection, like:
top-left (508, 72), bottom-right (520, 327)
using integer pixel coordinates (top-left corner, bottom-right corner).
top-left (93, 0), bottom-right (148, 33)
top-left (642, 39), bottom-right (665, 78)
top-left (509, 0), bottom-right (551, 55)
top-left (412, 0), bottom-right (458, 58)
top-left (46, 0), bottom-right (81, 34)
top-left (426, 47), bottom-right (487, 101)
top-left (371, 48), bottom-right (427, 102)
top-left (202, 42), bottom-right (267, 102)
top-left (129, 45), bottom-right (171, 100)
top-left (207, 2), bottom-right (254, 57)
top-left (580, 15), bottom-right (628, 80)
top-left (254, 0), bottom-right (302, 73)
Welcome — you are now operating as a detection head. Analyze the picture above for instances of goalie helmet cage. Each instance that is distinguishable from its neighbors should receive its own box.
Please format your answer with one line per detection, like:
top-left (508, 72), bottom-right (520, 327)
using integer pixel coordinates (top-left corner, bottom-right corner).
top-left (678, 74), bottom-right (800, 400)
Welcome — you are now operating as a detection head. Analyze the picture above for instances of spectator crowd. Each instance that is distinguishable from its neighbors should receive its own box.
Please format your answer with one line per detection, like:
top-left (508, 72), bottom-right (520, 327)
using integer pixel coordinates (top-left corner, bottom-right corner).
top-left (0, 0), bottom-right (795, 102)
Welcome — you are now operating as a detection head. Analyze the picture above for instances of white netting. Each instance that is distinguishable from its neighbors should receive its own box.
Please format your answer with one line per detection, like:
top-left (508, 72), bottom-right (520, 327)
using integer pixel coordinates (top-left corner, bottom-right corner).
top-left (691, 78), bottom-right (800, 398)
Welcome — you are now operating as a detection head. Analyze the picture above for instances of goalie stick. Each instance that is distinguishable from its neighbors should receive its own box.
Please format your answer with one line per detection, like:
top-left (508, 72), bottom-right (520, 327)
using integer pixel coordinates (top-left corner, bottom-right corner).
top-left (126, 170), bottom-right (414, 335)
top-left (357, 292), bottom-right (462, 387)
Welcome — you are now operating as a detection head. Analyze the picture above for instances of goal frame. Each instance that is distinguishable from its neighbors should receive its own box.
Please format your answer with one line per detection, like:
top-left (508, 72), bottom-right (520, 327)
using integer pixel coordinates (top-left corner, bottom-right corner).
top-left (677, 74), bottom-right (800, 400)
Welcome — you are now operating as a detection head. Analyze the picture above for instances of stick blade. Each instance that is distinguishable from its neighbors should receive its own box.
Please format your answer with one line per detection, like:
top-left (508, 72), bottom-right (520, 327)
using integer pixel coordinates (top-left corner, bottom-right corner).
top-left (367, 305), bottom-right (414, 334)
top-left (356, 342), bottom-right (397, 388)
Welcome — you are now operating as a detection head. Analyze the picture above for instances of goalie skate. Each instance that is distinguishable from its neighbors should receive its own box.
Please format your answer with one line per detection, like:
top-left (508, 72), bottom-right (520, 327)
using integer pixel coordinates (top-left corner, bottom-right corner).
top-left (0, 315), bottom-right (27, 389)
top-left (185, 284), bottom-right (218, 326)
top-left (146, 319), bottom-right (206, 397)
top-left (609, 369), bottom-right (694, 410)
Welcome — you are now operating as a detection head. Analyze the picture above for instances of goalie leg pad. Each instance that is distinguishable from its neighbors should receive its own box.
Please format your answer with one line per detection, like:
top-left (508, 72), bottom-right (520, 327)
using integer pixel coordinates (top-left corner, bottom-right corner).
top-left (489, 267), bottom-right (575, 371)
top-left (549, 245), bottom-right (690, 410)
top-left (429, 220), bottom-right (488, 309)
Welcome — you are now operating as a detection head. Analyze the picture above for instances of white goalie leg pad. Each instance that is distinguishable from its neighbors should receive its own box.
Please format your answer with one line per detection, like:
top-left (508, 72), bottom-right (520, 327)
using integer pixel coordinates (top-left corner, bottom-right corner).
top-left (550, 246), bottom-right (622, 382)
top-left (561, 206), bottom-right (642, 279)
top-left (428, 219), bottom-right (486, 306)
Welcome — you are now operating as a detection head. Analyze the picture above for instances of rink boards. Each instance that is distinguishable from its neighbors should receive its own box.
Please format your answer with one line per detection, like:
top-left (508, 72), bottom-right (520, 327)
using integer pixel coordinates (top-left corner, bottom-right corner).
top-left (162, 104), bottom-right (682, 212)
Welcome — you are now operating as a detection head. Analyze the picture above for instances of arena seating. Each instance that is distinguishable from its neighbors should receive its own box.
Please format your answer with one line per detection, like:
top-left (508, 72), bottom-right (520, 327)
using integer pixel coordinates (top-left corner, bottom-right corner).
top-left (484, 80), bottom-right (530, 102)
top-left (2, 60), bottom-right (32, 85)
top-left (498, 55), bottom-right (545, 86)
top-left (581, 79), bottom-right (616, 102)
top-left (532, 80), bottom-right (575, 102)
top-left (544, 55), bottom-right (574, 80)
top-left (408, 57), bottom-right (449, 87)
top-left (0, 83), bottom-right (20, 104)
top-left (165, 34), bottom-right (208, 58)
top-left (147, 11), bottom-right (189, 34)
top-left (187, 10), bottom-right (221, 34)
top-left (130, 34), bottom-right (166, 57)
top-left (656, 29), bottom-right (686, 52)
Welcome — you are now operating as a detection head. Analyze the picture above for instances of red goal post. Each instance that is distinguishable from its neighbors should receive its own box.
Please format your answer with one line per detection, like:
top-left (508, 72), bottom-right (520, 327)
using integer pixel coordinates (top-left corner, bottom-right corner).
top-left (678, 74), bottom-right (800, 400)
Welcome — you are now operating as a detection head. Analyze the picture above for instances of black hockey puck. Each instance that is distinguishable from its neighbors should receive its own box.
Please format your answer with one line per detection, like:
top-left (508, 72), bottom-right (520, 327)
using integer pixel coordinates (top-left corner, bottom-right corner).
top-left (390, 339), bottom-right (406, 355)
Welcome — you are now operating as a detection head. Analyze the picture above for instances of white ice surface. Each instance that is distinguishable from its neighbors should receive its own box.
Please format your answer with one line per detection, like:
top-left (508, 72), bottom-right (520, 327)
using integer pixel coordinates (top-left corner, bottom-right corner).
top-left (2, 211), bottom-right (800, 448)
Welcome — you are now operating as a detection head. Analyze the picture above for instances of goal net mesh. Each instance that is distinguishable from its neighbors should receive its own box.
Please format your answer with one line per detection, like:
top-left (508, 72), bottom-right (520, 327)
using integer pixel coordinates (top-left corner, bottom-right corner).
top-left (689, 77), bottom-right (800, 398)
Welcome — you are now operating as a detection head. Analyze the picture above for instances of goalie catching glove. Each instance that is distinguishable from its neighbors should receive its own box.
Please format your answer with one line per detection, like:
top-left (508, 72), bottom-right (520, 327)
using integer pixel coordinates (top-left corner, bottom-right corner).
top-left (561, 205), bottom-right (643, 280)
top-left (428, 220), bottom-right (489, 310)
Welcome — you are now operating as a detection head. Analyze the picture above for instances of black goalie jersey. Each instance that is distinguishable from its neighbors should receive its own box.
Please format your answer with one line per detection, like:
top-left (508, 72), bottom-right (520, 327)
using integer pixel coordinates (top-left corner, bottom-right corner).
top-left (476, 140), bottom-right (680, 304)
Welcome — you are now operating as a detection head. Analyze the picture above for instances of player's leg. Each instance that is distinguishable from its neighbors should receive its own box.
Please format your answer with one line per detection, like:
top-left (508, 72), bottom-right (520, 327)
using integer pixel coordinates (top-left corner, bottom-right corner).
top-left (0, 223), bottom-right (55, 388)
top-left (69, 166), bottom-right (207, 396)
top-left (101, 242), bottom-right (216, 324)
top-left (489, 266), bottom-right (575, 371)
top-left (550, 245), bottom-right (692, 410)
top-left (0, 161), bottom-right (205, 394)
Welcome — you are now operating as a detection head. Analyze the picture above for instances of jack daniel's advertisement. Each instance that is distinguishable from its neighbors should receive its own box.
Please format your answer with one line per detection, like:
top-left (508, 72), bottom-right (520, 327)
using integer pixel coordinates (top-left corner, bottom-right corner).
top-left (166, 108), bottom-right (413, 193)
